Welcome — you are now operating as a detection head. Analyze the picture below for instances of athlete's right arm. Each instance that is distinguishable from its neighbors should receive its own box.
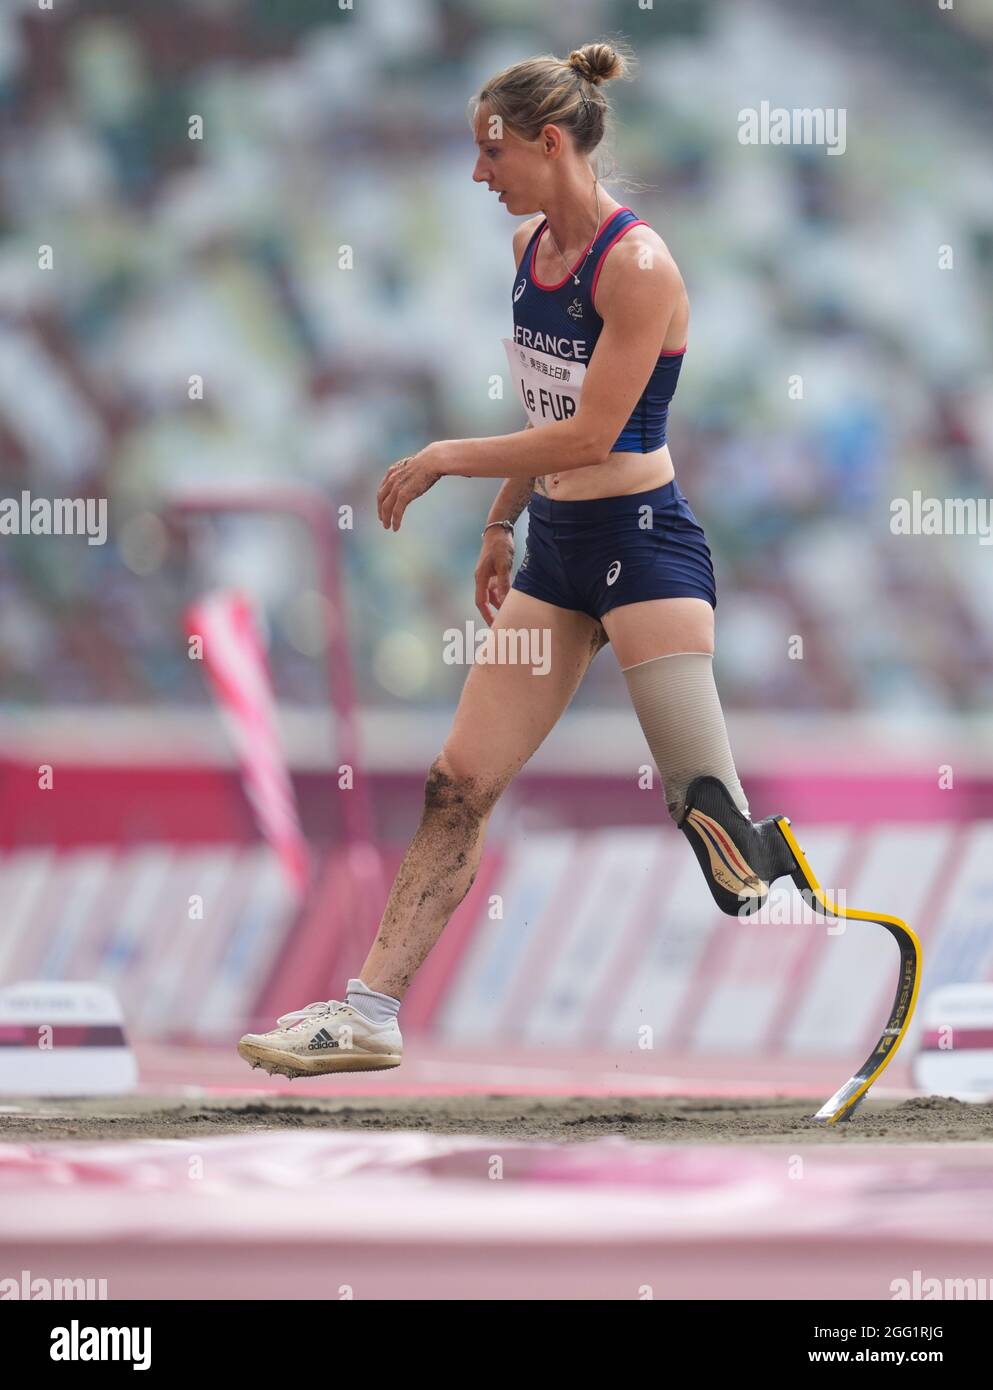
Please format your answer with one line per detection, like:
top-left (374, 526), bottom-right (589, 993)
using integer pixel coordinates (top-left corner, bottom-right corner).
top-left (473, 219), bottom-right (546, 624)
top-left (486, 220), bottom-right (548, 523)
top-left (477, 453), bottom-right (531, 627)
top-left (489, 215), bottom-right (544, 515)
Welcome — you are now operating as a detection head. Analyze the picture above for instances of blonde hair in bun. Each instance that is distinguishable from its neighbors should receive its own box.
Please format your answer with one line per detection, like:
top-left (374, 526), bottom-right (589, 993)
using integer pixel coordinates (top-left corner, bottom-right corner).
top-left (471, 38), bottom-right (634, 156)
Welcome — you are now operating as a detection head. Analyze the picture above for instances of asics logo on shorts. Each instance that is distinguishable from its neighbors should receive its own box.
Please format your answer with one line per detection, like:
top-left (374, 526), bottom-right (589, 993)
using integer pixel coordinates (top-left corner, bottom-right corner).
top-left (606, 560), bottom-right (622, 586)
top-left (513, 279), bottom-right (526, 302)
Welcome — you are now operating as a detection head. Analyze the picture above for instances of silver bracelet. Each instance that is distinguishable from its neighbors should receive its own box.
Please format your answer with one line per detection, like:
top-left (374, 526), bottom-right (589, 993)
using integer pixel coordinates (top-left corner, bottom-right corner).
top-left (482, 519), bottom-right (515, 539)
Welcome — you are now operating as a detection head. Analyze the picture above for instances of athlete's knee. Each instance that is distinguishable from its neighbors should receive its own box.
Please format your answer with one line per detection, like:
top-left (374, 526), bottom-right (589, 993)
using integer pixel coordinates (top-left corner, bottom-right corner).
top-left (423, 751), bottom-right (509, 822)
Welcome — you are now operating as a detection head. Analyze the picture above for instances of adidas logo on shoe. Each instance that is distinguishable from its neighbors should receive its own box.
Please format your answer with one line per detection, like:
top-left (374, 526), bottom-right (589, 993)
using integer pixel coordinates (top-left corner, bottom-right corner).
top-left (307, 1028), bottom-right (340, 1051)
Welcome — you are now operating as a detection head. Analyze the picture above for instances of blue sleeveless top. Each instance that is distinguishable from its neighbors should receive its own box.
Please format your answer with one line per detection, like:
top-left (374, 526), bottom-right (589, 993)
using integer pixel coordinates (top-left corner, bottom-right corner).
top-left (510, 207), bottom-right (684, 453)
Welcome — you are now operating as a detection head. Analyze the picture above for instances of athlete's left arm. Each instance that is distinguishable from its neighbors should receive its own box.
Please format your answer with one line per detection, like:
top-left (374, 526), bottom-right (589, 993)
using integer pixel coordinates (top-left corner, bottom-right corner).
top-left (377, 232), bottom-right (682, 530)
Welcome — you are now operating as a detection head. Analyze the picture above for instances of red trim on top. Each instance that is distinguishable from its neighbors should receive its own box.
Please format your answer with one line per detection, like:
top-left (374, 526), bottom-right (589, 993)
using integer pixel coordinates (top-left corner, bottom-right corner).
top-left (660, 343), bottom-right (687, 357)
top-left (590, 218), bottom-right (647, 309)
top-left (530, 206), bottom-right (631, 291)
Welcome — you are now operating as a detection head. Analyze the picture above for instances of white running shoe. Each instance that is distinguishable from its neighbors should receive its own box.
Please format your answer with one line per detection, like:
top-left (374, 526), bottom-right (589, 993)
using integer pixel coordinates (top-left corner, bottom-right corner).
top-left (237, 999), bottom-right (402, 1078)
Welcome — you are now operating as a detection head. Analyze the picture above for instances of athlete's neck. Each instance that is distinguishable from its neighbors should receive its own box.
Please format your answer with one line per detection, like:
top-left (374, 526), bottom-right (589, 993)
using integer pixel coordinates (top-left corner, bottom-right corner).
top-left (541, 176), bottom-right (621, 261)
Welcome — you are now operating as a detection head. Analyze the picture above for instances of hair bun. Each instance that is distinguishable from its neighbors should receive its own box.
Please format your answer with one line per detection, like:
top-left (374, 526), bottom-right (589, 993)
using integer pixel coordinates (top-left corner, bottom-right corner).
top-left (567, 42), bottom-right (627, 86)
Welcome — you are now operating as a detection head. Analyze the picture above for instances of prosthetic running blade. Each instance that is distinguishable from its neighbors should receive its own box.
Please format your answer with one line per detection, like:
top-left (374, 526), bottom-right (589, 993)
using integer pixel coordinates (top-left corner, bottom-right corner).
top-left (774, 816), bottom-right (921, 1124)
top-left (679, 776), bottom-right (921, 1124)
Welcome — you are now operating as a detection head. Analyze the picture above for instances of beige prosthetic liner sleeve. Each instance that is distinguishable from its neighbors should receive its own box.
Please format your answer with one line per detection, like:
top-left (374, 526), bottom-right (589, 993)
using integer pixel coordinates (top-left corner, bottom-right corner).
top-left (622, 651), bottom-right (750, 824)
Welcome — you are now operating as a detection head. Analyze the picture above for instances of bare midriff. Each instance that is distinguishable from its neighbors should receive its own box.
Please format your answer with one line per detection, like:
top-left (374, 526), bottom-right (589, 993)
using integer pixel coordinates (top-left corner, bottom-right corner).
top-left (534, 442), bottom-right (676, 501)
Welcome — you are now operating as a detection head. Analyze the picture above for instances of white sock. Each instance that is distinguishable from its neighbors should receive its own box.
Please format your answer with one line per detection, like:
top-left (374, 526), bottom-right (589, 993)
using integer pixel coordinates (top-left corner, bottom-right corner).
top-left (346, 978), bottom-right (401, 1025)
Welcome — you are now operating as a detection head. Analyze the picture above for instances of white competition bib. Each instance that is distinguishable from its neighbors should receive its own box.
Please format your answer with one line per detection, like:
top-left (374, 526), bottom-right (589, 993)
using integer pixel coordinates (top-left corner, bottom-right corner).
top-left (502, 338), bottom-right (587, 429)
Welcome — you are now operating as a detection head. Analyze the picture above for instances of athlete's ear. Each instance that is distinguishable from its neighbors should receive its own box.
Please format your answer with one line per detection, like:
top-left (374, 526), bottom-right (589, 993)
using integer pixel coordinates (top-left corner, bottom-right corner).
top-left (540, 124), bottom-right (563, 158)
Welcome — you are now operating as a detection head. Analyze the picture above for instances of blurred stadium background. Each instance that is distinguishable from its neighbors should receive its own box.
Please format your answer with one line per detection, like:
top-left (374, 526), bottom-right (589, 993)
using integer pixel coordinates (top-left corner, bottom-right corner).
top-left (3, 0), bottom-right (984, 1045)
top-left (2, 0), bottom-right (993, 1095)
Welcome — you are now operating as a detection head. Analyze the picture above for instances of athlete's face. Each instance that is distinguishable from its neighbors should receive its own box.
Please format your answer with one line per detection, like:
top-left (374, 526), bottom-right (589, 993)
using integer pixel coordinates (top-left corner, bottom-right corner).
top-left (472, 106), bottom-right (549, 215)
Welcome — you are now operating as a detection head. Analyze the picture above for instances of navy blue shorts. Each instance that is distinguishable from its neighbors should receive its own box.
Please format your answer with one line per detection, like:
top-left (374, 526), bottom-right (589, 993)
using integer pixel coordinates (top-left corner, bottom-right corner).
top-left (512, 480), bottom-right (717, 620)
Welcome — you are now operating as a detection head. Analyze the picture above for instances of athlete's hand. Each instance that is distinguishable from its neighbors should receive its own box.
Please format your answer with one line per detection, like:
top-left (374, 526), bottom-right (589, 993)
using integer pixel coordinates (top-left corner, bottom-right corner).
top-left (475, 528), bottom-right (514, 627)
top-left (377, 448), bottom-right (441, 531)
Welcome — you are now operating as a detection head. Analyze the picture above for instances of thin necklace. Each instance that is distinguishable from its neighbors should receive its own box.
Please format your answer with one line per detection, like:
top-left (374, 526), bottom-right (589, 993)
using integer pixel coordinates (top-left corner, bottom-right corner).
top-left (545, 180), bottom-right (602, 287)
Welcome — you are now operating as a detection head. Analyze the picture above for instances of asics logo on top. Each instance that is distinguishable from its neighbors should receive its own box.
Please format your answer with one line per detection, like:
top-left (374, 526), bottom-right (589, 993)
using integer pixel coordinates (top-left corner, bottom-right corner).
top-left (513, 279), bottom-right (526, 302)
top-left (307, 1028), bottom-right (340, 1051)
top-left (606, 560), bottom-right (622, 586)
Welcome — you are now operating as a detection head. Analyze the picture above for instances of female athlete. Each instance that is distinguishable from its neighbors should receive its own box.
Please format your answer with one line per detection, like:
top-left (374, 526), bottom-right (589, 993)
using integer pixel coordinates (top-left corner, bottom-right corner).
top-left (238, 40), bottom-right (801, 1077)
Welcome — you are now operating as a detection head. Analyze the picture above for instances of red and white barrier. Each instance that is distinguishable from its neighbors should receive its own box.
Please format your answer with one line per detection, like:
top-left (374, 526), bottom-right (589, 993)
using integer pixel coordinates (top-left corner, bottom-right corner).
top-left (185, 591), bottom-right (309, 901)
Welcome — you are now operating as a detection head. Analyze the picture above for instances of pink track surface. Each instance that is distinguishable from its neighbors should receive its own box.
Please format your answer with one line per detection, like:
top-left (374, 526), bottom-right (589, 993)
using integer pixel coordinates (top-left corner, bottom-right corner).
top-left (3, 1042), bottom-right (988, 1301)
top-left (4, 1133), bottom-right (993, 1300)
